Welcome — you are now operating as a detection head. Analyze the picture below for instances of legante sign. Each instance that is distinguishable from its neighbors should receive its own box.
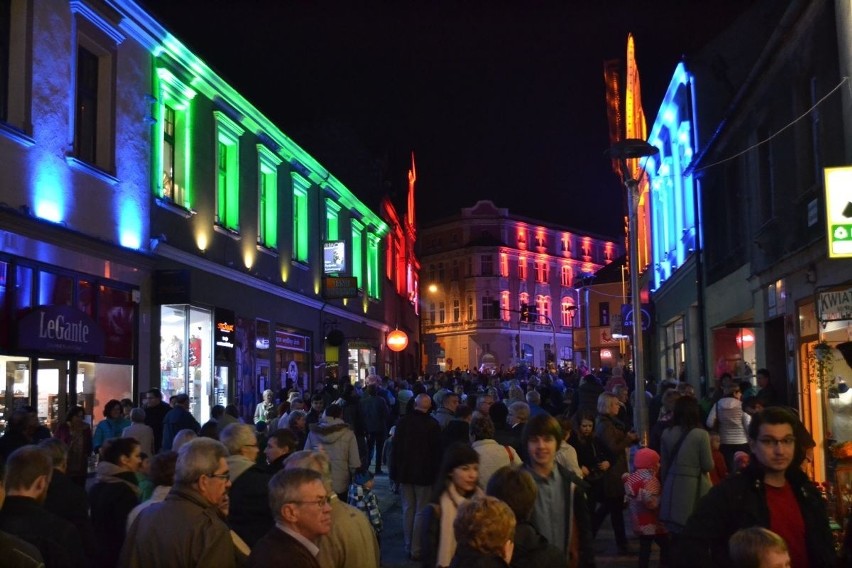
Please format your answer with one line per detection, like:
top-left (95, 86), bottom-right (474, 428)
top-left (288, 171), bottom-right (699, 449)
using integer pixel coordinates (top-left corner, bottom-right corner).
top-left (18, 305), bottom-right (106, 356)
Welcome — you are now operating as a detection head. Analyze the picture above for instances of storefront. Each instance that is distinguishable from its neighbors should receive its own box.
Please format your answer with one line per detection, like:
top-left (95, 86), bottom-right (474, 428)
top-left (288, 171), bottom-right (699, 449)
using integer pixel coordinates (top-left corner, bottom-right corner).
top-left (347, 341), bottom-right (376, 384)
top-left (0, 255), bottom-right (138, 431)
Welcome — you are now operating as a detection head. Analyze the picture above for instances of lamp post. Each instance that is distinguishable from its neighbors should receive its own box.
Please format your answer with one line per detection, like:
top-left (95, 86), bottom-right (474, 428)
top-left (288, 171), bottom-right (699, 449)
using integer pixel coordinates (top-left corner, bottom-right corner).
top-left (609, 138), bottom-right (659, 447)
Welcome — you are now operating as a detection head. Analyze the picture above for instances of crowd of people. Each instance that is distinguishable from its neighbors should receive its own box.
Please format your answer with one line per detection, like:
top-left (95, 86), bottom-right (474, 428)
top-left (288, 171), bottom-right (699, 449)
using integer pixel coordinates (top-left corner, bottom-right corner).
top-left (0, 365), bottom-right (846, 567)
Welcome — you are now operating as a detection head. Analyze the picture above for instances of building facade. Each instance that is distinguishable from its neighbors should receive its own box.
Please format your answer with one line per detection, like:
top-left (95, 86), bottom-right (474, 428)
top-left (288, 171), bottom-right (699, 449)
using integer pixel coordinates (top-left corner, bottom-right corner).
top-left (0, 0), bottom-right (404, 427)
top-left (419, 200), bottom-right (620, 373)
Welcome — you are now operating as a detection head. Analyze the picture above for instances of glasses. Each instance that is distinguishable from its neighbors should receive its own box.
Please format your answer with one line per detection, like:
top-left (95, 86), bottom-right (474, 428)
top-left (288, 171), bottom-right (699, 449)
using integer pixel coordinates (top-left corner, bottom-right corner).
top-left (287, 495), bottom-right (332, 507)
top-left (205, 471), bottom-right (231, 481)
top-left (757, 437), bottom-right (796, 448)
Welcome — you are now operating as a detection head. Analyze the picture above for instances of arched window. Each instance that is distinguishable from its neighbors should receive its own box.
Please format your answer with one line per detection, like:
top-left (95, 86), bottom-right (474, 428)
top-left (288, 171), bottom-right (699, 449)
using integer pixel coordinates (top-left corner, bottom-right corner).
top-left (561, 298), bottom-right (576, 327)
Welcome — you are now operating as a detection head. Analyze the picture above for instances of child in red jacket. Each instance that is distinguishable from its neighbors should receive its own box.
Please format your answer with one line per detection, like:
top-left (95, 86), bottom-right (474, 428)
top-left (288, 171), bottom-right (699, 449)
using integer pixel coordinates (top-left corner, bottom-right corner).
top-left (623, 448), bottom-right (668, 568)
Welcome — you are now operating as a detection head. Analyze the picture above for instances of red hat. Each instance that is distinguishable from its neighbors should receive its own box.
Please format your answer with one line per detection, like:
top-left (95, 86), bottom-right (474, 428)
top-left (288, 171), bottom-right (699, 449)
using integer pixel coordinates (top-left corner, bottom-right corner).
top-left (634, 448), bottom-right (660, 470)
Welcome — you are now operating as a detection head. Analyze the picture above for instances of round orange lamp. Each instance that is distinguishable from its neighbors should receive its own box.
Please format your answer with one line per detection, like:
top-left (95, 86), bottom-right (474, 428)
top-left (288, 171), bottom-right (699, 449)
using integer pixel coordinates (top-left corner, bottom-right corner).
top-left (387, 329), bottom-right (409, 352)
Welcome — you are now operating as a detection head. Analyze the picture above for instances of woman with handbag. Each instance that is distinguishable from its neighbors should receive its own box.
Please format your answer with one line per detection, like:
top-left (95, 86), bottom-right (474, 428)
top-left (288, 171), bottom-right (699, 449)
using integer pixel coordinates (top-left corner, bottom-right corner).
top-left (705, 383), bottom-right (751, 470)
top-left (659, 396), bottom-right (713, 537)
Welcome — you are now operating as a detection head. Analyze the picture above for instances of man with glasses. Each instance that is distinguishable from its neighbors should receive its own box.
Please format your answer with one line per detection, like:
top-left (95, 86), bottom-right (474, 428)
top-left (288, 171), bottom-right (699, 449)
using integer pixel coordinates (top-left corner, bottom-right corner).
top-left (120, 438), bottom-right (237, 567)
top-left (143, 388), bottom-right (172, 453)
top-left (249, 468), bottom-right (331, 568)
top-left (676, 407), bottom-right (834, 567)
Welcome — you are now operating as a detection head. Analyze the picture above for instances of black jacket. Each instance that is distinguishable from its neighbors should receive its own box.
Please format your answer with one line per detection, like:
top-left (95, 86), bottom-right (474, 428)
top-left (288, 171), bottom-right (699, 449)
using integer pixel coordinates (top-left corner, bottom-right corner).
top-left (228, 463), bottom-right (273, 547)
top-left (391, 410), bottom-right (442, 486)
top-left (249, 527), bottom-right (320, 568)
top-left (449, 544), bottom-right (509, 568)
top-left (88, 471), bottom-right (139, 568)
top-left (676, 463), bottom-right (835, 567)
top-left (44, 469), bottom-right (95, 560)
top-left (143, 401), bottom-right (172, 453)
top-left (0, 495), bottom-right (87, 568)
top-left (510, 522), bottom-right (565, 568)
top-left (161, 406), bottom-right (201, 451)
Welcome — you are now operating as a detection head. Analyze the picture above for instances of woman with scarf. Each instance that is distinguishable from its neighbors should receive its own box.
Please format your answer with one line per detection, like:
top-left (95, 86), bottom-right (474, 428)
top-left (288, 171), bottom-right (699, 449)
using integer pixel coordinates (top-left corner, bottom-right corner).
top-left (420, 442), bottom-right (484, 568)
top-left (88, 437), bottom-right (142, 568)
top-left (593, 392), bottom-right (638, 555)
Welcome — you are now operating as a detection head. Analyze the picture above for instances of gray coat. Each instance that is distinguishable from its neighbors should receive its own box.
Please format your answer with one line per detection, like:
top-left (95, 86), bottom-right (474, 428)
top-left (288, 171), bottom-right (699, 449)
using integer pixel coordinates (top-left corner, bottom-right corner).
top-left (659, 426), bottom-right (713, 533)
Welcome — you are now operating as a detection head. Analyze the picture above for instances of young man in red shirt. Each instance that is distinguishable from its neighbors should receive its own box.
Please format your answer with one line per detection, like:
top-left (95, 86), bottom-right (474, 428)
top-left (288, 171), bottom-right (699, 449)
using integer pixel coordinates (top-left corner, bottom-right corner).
top-left (676, 406), bottom-right (834, 567)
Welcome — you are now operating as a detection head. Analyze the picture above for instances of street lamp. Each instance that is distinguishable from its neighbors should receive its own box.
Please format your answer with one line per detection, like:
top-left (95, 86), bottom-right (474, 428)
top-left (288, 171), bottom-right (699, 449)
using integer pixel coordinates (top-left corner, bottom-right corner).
top-left (608, 138), bottom-right (659, 447)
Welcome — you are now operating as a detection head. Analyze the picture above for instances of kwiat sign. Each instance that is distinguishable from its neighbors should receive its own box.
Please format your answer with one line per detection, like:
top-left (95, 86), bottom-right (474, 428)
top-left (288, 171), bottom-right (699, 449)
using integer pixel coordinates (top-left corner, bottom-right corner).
top-left (18, 305), bottom-right (106, 356)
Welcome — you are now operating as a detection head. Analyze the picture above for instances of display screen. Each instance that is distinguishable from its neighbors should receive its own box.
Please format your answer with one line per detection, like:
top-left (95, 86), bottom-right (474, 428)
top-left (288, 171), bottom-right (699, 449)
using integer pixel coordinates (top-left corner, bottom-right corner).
top-left (323, 240), bottom-right (346, 274)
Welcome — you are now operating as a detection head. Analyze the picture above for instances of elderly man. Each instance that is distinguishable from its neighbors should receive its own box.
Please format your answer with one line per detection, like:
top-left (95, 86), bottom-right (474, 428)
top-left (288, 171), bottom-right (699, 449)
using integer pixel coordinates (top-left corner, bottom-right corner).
top-left (475, 393), bottom-right (495, 418)
top-left (432, 390), bottom-right (459, 430)
top-left (0, 446), bottom-right (86, 568)
top-left (285, 450), bottom-right (379, 568)
top-left (249, 468), bottom-right (332, 568)
top-left (220, 423), bottom-right (273, 546)
top-left (119, 438), bottom-right (237, 568)
top-left (495, 401), bottom-right (530, 458)
top-left (391, 393), bottom-right (442, 561)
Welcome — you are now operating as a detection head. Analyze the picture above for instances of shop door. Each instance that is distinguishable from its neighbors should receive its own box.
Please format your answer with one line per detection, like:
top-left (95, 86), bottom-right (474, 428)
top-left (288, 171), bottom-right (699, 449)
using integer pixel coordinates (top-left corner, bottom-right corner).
top-left (36, 359), bottom-right (71, 432)
top-left (2, 357), bottom-right (31, 426)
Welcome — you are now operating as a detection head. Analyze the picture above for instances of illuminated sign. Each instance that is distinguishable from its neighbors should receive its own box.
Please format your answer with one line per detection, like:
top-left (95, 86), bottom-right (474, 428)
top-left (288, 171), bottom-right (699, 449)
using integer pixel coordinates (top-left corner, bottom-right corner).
top-left (387, 330), bottom-right (409, 352)
top-left (824, 167), bottom-right (852, 258)
top-left (323, 276), bottom-right (358, 299)
top-left (276, 330), bottom-right (309, 352)
top-left (323, 240), bottom-right (347, 274)
top-left (214, 308), bottom-right (235, 363)
top-left (18, 305), bottom-right (105, 356)
top-left (817, 287), bottom-right (852, 323)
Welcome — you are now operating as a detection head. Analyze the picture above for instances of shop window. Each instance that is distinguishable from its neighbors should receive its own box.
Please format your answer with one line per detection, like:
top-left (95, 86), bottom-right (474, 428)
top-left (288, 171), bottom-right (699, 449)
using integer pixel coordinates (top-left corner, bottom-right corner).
top-left (257, 145), bottom-right (281, 249)
top-left (38, 271), bottom-right (73, 307)
top-left (155, 67), bottom-right (196, 208)
top-left (99, 285), bottom-right (134, 360)
top-left (215, 111), bottom-right (244, 232)
top-left (0, 355), bottom-right (29, 424)
top-left (160, 305), bottom-right (214, 423)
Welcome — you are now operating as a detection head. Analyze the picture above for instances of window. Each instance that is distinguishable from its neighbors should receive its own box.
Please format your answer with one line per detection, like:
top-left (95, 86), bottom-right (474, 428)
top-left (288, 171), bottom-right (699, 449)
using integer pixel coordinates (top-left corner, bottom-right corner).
top-left (561, 298), bottom-right (576, 327)
top-left (500, 291), bottom-right (510, 322)
top-left (438, 263), bottom-right (445, 281)
top-left (429, 303), bottom-right (436, 325)
top-left (439, 302), bottom-right (446, 324)
top-left (467, 296), bottom-right (474, 321)
top-left (71, 10), bottom-right (123, 172)
top-left (534, 260), bottom-right (548, 283)
top-left (155, 68), bottom-right (196, 207)
top-left (599, 302), bottom-right (610, 326)
top-left (481, 255), bottom-right (493, 276)
top-left (0, 0), bottom-right (29, 133)
top-left (561, 235), bottom-right (571, 254)
top-left (214, 111), bottom-right (244, 232)
top-left (519, 292), bottom-right (529, 314)
top-left (453, 299), bottom-right (460, 322)
top-left (518, 257), bottom-right (527, 280)
top-left (500, 254), bottom-right (509, 277)
top-left (561, 265), bottom-right (572, 287)
top-left (0, 0), bottom-right (11, 123)
top-left (535, 234), bottom-right (546, 249)
top-left (75, 46), bottom-right (99, 164)
top-left (451, 260), bottom-right (459, 281)
top-left (351, 220), bottom-right (363, 287)
top-left (517, 230), bottom-right (526, 247)
top-left (325, 200), bottom-right (340, 241)
top-left (481, 294), bottom-right (498, 320)
top-left (536, 295), bottom-right (550, 324)
top-left (290, 174), bottom-right (311, 263)
top-left (367, 233), bottom-right (380, 299)
top-left (258, 145), bottom-right (281, 249)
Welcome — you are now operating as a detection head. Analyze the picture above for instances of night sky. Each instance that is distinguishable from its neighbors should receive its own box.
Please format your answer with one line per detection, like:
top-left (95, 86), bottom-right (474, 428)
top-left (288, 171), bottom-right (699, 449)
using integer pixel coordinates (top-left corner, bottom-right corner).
top-left (141, 0), bottom-right (755, 238)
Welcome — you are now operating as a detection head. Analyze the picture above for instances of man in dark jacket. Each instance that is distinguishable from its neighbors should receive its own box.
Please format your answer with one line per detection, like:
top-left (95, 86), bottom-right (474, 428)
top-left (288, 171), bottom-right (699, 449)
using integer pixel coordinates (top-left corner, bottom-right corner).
top-left (249, 468), bottom-right (331, 568)
top-left (161, 393), bottom-right (201, 451)
top-left (39, 438), bottom-right (96, 560)
top-left (390, 393), bottom-right (442, 561)
top-left (220, 423), bottom-right (272, 547)
top-left (144, 388), bottom-right (172, 453)
top-left (676, 406), bottom-right (835, 568)
top-left (359, 385), bottom-right (389, 475)
top-left (0, 446), bottom-right (87, 568)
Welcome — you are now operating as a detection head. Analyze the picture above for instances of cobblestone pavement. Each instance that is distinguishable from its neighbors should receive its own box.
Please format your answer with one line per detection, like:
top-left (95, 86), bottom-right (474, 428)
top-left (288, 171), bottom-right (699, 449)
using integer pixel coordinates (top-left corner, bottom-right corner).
top-left (372, 473), bottom-right (661, 567)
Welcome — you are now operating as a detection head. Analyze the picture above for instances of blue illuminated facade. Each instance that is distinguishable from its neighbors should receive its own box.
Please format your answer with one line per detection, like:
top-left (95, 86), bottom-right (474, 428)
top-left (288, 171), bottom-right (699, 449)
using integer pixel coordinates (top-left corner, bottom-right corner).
top-left (644, 62), bottom-right (704, 386)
